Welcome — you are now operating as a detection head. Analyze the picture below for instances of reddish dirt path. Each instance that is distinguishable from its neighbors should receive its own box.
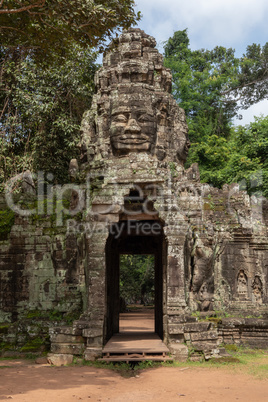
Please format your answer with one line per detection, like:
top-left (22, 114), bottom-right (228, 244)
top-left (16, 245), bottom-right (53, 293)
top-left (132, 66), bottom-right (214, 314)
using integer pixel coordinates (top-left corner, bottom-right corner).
top-left (1, 311), bottom-right (267, 401)
top-left (119, 308), bottom-right (154, 332)
top-left (0, 360), bottom-right (267, 402)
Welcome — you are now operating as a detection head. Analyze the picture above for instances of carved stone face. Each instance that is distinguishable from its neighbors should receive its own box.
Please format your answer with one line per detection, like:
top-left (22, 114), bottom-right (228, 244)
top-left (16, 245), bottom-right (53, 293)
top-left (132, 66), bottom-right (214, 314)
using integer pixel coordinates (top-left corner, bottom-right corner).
top-left (80, 28), bottom-right (190, 164)
top-left (110, 98), bottom-right (157, 155)
top-left (176, 135), bottom-right (191, 162)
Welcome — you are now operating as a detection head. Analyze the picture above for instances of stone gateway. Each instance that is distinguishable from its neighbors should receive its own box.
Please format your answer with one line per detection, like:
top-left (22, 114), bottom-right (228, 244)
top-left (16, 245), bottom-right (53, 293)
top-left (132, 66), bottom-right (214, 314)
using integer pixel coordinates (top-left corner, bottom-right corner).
top-left (0, 29), bottom-right (267, 362)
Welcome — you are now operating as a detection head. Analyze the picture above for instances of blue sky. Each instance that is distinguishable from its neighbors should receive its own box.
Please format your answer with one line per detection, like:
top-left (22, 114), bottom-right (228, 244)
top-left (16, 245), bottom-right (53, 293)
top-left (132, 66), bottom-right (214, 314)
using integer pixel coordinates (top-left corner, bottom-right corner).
top-left (133, 0), bottom-right (268, 125)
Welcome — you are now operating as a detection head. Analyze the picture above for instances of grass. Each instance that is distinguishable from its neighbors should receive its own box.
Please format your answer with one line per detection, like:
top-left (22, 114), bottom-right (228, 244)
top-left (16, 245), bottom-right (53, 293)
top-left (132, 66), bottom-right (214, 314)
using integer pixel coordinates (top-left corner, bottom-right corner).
top-left (174, 347), bottom-right (268, 380)
top-left (230, 348), bottom-right (268, 379)
top-left (71, 358), bottom-right (162, 377)
top-left (0, 353), bottom-right (42, 361)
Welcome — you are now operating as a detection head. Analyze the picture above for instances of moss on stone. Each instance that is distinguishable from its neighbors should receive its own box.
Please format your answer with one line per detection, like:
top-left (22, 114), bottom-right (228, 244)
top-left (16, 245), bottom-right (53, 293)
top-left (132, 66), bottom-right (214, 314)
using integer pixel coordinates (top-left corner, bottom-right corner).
top-left (210, 356), bottom-right (241, 364)
top-left (26, 310), bottom-right (44, 319)
top-left (0, 324), bottom-right (10, 334)
top-left (0, 208), bottom-right (15, 240)
top-left (224, 344), bottom-right (239, 352)
top-left (30, 195), bottom-right (82, 227)
top-left (207, 317), bottom-right (222, 324)
top-left (20, 337), bottom-right (45, 352)
top-left (25, 309), bottom-right (64, 321)
top-left (0, 341), bottom-right (15, 351)
top-left (64, 310), bottom-right (82, 325)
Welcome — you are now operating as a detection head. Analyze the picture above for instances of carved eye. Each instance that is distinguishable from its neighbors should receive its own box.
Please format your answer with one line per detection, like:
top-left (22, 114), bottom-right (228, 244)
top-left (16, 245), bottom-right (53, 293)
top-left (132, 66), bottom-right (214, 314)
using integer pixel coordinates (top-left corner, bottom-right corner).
top-left (113, 114), bottom-right (128, 123)
top-left (138, 114), bottom-right (154, 123)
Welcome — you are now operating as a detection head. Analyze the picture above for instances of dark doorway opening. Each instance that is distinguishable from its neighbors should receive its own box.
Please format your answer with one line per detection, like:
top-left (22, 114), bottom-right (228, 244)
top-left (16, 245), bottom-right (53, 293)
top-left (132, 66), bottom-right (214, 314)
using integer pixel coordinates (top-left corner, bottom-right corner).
top-left (119, 254), bottom-right (155, 332)
top-left (105, 220), bottom-right (165, 343)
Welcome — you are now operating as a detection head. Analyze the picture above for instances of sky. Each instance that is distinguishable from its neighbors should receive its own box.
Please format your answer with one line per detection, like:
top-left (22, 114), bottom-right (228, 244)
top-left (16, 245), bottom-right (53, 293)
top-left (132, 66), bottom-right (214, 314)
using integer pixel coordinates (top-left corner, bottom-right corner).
top-left (132, 0), bottom-right (268, 125)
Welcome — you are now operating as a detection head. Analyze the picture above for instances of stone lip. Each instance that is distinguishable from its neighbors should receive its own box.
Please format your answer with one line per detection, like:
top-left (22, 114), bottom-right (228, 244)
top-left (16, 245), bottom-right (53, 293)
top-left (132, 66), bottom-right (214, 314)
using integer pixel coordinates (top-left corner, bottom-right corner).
top-left (220, 318), bottom-right (268, 328)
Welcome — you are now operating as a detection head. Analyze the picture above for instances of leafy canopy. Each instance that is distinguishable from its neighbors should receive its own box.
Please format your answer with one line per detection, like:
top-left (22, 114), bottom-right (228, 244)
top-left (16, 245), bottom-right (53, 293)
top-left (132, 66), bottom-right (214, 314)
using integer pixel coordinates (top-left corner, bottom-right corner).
top-left (188, 116), bottom-right (268, 197)
top-left (0, 1), bottom-right (141, 187)
top-left (164, 29), bottom-right (268, 141)
top-left (164, 29), bottom-right (268, 196)
top-left (120, 255), bottom-right (155, 305)
top-left (0, 1), bottom-right (141, 61)
top-left (0, 45), bottom-right (97, 187)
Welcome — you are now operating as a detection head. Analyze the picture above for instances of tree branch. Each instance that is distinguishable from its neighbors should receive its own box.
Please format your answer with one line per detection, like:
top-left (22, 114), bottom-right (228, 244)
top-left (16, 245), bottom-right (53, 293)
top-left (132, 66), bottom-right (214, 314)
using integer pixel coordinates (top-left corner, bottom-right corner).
top-left (0, 26), bottom-right (26, 35)
top-left (0, 0), bottom-right (45, 14)
top-left (0, 97), bottom-right (9, 125)
top-left (40, 16), bottom-right (62, 33)
top-left (220, 69), bottom-right (268, 96)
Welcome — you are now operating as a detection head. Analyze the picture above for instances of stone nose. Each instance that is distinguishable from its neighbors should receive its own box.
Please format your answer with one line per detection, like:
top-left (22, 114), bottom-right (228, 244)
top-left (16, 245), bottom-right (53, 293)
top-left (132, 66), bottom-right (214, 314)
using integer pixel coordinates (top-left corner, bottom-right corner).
top-left (124, 118), bottom-right (141, 134)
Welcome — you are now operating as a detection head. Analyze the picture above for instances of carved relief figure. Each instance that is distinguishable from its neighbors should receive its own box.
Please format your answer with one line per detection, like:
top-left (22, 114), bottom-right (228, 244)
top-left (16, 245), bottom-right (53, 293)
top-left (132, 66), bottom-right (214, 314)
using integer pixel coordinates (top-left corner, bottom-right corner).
top-left (190, 237), bottom-right (213, 293)
top-left (252, 276), bottom-right (263, 305)
top-left (237, 270), bottom-right (248, 299)
top-left (198, 278), bottom-right (214, 311)
top-left (189, 235), bottom-right (215, 310)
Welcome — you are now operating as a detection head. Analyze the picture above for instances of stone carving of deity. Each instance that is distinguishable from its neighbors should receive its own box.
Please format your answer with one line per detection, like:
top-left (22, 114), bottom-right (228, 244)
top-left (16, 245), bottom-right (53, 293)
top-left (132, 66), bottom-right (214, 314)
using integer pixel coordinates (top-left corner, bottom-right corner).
top-left (237, 270), bottom-right (248, 299)
top-left (252, 276), bottom-right (263, 305)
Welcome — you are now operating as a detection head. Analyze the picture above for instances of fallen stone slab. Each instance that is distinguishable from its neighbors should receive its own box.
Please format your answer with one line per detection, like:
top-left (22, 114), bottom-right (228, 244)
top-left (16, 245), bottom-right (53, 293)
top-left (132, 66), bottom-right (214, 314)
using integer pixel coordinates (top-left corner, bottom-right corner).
top-left (47, 353), bottom-right (73, 366)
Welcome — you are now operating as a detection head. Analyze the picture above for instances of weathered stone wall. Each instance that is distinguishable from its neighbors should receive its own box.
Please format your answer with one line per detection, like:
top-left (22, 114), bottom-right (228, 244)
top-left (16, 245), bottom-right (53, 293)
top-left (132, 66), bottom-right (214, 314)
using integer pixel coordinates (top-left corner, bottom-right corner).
top-left (178, 176), bottom-right (268, 313)
top-left (0, 195), bottom-right (86, 324)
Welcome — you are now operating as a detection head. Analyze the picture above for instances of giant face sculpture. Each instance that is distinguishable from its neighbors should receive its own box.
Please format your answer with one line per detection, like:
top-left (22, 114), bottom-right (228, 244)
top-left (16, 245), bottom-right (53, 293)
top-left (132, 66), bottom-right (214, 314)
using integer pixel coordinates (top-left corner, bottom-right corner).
top-left (110, 96), bottom-right (157, 155)
top-left (81, 28), bottom-right (190, 165)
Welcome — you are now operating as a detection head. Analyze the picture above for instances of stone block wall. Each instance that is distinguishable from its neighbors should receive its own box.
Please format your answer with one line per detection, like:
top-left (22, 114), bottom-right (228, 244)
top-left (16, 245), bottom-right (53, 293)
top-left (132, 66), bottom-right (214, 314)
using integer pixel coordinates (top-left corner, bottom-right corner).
top-left (168, 314), bottom-right (268, 361)
top-left (0, 195), bottom-right (86, 323)
top-left (218, 318), bottom-right (268, 348)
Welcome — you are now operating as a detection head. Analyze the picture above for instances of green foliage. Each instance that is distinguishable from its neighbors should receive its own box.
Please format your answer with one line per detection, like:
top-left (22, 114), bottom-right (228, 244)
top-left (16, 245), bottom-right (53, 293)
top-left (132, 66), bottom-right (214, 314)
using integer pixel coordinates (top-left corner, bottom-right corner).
top-left (0, 45), bottom-right (97, 186)
top-left (0, 1), bottom-right (140, 189)
top-left (164, 29), bottom-right (268, 141)
top-left (120, 255), bottom-right (155, 305)
top-left (164, 31), bottom-right (237, 140)
top-left (0, 1), bottom-right (141, 63)
top-left (189, 116), bottom-right (268, 197)
top-left (164, 30), bottom-right (268, 196)
top-left (169, 162), bottom-right (178, 177)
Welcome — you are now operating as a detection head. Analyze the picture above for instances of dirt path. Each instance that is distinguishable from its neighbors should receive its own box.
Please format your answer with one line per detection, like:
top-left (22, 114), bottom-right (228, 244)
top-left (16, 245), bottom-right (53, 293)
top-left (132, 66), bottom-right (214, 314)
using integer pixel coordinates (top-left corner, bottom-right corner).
top-left (119, 308), bottom-right (154, 332)
top-left (0, 360), bottom-right (267, 402)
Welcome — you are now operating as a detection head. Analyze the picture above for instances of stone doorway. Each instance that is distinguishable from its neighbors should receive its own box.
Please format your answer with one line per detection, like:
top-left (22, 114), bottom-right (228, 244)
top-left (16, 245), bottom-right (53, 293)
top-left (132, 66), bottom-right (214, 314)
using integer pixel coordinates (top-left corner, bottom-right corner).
top-left (119, 254), bottom-right (155, 333)
top-left (105, 220), bottom-right (166, 343)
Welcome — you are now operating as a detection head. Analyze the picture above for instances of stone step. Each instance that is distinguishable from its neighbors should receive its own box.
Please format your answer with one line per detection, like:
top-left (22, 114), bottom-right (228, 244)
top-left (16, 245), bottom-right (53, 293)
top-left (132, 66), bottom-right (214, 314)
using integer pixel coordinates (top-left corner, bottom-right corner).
top-left (51, 342), bottom-right (85, 355)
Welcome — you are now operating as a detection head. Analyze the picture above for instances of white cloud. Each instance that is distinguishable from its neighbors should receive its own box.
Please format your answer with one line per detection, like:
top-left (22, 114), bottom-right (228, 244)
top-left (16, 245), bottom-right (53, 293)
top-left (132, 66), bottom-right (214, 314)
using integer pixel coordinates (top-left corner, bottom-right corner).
top-left (236, 100), bottom-right (268, 125)
top-left (135, 0), bottom-right (268, 52)
top-left (134, 0), bottom-right (268, 122)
